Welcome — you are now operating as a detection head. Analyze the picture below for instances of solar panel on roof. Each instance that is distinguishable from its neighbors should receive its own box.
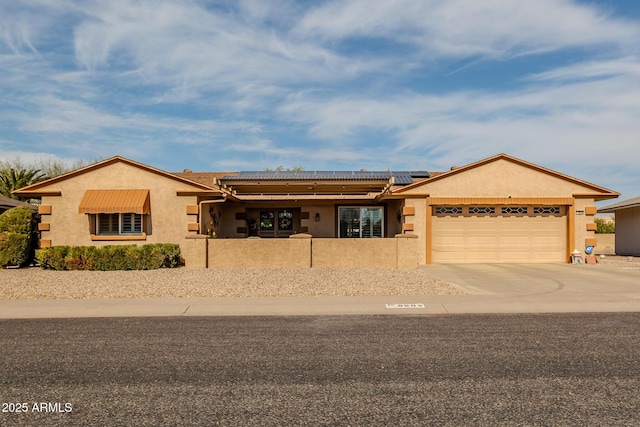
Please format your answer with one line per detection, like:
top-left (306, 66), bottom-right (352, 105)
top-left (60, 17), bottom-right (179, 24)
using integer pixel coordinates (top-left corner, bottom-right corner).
top-left (225, 171), bottom-right (402, 181)
top-left (220, 170), bottom-right (427, 185)
top-left (389, 172), bottom-right (414, 185)
top-left (409, 171), bottom-right (431, 178)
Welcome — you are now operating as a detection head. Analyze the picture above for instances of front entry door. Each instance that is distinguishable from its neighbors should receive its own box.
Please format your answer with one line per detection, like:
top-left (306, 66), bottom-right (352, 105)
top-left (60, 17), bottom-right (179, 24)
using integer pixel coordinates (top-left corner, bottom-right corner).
top-left (258, 209), bottom-right (299, 238)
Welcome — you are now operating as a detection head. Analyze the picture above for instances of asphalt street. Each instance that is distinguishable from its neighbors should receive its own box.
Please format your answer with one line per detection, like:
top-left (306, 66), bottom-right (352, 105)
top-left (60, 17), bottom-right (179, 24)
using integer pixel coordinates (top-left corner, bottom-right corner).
top-left (1, 314), bottom-right (639, 426)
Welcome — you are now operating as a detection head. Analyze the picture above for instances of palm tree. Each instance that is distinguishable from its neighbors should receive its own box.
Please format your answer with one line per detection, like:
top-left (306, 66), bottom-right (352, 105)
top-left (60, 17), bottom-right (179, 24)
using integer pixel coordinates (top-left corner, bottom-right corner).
top-left (0, 168), bottom-right (46, 201)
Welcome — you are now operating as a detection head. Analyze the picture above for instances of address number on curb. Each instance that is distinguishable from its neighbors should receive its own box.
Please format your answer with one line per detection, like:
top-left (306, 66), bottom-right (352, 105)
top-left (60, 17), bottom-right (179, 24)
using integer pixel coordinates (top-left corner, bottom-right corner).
top-left (385, 303), bottom-right (425, 309)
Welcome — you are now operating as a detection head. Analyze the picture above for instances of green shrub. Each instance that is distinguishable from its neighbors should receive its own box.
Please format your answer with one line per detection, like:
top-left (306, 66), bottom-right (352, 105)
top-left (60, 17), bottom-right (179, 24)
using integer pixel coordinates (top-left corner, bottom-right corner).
top-left (595, 217), bottom-right (615, 234)
top-left (0, 206), bottom-right (37, 234)
top-left (0, 232), bottom-right (30, 267)
top-left (64, 246), bottom-right (95, 270)
top-left (36, 246), bottom-right (70, 270)
top-left (0, 206), bottom-right (38, 268)
top-left (36, 243), bottom-right (182, 271)
top-left (135, 244), bottom-right (165, 270)
top-left (159, 243), bottom-right (181, 268)
top-left (90, 245), bottom-right (130, 271)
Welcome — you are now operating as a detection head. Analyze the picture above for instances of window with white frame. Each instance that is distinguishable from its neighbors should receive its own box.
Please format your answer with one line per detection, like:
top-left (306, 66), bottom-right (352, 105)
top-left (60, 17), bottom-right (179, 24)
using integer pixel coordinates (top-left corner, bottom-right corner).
top-left (97, 213), bottom-right (143, 235)
top-left (338, 207), bottom-right (384, 238)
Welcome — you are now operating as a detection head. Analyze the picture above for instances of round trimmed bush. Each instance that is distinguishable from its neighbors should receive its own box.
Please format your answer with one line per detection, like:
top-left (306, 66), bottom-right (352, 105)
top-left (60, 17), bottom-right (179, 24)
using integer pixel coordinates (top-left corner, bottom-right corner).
top-left (0, 206), bottom-right (38, 268)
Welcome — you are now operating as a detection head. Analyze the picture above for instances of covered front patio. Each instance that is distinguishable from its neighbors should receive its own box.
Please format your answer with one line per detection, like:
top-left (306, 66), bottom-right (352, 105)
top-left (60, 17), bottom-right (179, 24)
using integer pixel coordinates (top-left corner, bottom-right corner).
top-left (180, 169), bottom-right (421, 269)
top-left (191, 169), bottom-right (413, 240)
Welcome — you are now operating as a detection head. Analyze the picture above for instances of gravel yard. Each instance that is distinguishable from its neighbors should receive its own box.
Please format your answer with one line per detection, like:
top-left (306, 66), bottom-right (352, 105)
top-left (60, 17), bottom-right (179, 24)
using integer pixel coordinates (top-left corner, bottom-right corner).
top-left (0, 267), bottom-right (464, 300)
top-left (590, 255), bottom-right (640, 270)
top-left (1, 257), bottom-right (637, 301)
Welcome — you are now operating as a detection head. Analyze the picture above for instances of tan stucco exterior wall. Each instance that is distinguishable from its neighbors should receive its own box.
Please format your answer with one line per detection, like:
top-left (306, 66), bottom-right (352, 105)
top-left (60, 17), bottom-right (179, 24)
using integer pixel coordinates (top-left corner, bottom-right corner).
top-left (200, 201), bottom-right (224, 238)
top-left (302, 205), bottom-right (336, 237)
top-left (37, 162), bottom-right (204, 260)
top-left (384, 199), bottom-right (403, 237)
top-left (573, 197), bottom-right (597, 253)
top-left (216, 204), bottom-right (243, 238)
top-left (614, 207), bottom-right (640, 255)
top-left (403, 198), bottom-right (427, 266)
top-left (208, 238), bottom-right (311, 268)
top-left (401, 159), bottom-right (605, 198)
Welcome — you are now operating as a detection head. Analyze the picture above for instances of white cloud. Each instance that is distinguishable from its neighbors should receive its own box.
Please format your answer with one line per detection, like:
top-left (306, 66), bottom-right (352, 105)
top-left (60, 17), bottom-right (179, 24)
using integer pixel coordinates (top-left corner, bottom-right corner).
top-left (16, 95), bottom-right (123, 133)
top-left (278, 67), bottom-right (640, 185)
top-left (0, 0), bottom-right (79, 53)
top-left (527, 57), bottom-right (640, 81)
top-left (0, 148), bottom-right (89, 167)
top-left (69, 0), bottom-right (381, 105)
top-left (296, 0), bottom-right (639, 58)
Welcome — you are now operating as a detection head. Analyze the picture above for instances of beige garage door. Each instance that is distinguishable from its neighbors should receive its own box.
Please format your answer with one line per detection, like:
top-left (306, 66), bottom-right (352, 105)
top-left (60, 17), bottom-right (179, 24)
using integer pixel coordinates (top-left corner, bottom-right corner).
top-left (431, 206), bottom-right (567, 263)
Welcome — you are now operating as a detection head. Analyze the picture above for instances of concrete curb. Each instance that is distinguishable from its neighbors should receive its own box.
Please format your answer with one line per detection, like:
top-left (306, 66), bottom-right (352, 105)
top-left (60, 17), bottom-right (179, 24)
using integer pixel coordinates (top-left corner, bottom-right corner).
top-left (1, 293), bottom-right (640, 319)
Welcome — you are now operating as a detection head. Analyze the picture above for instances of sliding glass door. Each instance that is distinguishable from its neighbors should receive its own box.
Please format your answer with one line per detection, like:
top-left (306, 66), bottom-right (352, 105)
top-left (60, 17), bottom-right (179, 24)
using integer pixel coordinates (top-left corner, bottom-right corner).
top-left (338, 207), bottom-right (384, 238)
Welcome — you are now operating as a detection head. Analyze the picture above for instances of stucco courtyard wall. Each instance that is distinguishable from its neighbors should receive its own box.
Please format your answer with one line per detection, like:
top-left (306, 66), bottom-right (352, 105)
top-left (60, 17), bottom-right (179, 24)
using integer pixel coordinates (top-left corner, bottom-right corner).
top-left (311, 235), bottom-right (418, 269)
top-left (593, 234), bottom-right (615, 255)
top-left (191, 236), bottom-right (418, 269)
top-left (182, 235), bottom-right (208, 268)
top-left (207, 238), bottom-right (312, 268)
top-left (312, 238), bottom-right (396, 269)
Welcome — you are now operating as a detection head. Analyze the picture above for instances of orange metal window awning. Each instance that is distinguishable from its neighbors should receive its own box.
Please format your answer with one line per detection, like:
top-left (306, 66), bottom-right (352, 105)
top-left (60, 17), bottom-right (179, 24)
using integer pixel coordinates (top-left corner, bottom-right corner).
top-left (78, 189), bottom-right (151, 214)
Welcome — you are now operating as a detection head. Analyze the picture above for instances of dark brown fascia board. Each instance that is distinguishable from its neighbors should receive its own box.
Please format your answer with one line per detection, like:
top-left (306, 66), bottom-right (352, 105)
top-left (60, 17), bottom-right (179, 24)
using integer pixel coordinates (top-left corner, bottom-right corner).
top-left (181, 193), bottom-right (240, 201)
top-left (12, 189), bottom-right (62, 197)
top-left (233, 193), bottom-right (381, 201)
top-left (380, 193), bottom-right (428, 199)
top-left (392, 153), bottom-right (619, 196)
top-left (573, 192), bottom-right (620, 201)
top-left (176, 190), bottom-right (225, 197)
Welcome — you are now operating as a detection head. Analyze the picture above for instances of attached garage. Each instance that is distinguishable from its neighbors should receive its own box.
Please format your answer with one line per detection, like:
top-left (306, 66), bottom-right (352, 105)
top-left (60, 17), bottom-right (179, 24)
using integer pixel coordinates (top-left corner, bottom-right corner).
top-left (431, 205), bottom-right (567, 263)
top-left (392, 154), bottom-right (619, 265)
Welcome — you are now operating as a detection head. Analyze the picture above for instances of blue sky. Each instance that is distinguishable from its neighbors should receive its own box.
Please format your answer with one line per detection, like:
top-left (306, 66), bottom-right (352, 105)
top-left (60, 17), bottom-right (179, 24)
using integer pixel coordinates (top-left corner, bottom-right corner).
top-left (1, 0), bottom-right (639, 203)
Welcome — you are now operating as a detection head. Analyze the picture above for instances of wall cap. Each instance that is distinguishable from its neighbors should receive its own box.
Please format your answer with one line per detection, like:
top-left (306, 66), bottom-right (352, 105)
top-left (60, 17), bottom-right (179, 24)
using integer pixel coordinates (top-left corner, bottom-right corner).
top-left (289, 233), bottom-right (313, 239)
top-left (185, 234), bottom-right (209, 240)
top-left (395, 233), bottom-right (418, 239)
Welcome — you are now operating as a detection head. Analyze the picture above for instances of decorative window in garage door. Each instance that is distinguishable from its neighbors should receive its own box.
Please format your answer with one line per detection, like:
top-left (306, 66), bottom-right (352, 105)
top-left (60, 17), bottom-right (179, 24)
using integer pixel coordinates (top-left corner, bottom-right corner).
top-left (501, 206), bottom-right (528, 215)
top-left (533, 206), bottom-right (561, 215)
top-left (468, 206), bottom-right (495, 215)
top-left (435, 206), bottom-right (463, 215)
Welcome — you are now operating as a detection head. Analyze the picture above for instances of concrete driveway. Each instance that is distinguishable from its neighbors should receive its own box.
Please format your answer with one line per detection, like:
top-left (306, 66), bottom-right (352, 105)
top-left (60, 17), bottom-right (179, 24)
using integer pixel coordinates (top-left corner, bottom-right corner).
top-left (424, 263), bottom-right (640, 313)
